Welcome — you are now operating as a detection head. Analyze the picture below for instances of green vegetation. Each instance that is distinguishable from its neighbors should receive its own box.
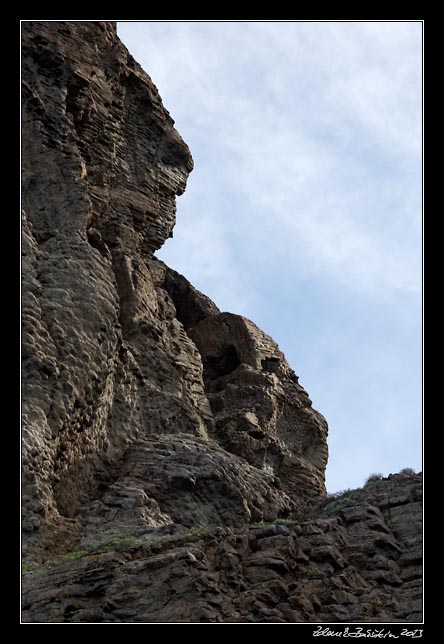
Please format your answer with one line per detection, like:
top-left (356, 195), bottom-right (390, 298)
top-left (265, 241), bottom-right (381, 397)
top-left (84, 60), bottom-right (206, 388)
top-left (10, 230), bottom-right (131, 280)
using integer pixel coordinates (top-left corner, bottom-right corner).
top-left (274, 518), bottom-right (297, 526)
top-left (21, 549), bottom-right (89, 575)
top-left (316, 487), bottom-right (360, 514)
top-left (22, 533), bottom-right (146, 576)
top-left (251, 518), bottom-right (297, 528)
top-left (399, 467), bottom-right (416, 476)
top-left (54, 549), bottom-right (89, 562)
top-left (143, 534), bottom-right (165, 547)
top-left (181, 524), bottom-right (208, 542)
top-left (365, 473), bottom-right (384, 485)
top-left (22, 525), bottom-right (212, 575)
top-left (98, 535), bottom-right (142, 551)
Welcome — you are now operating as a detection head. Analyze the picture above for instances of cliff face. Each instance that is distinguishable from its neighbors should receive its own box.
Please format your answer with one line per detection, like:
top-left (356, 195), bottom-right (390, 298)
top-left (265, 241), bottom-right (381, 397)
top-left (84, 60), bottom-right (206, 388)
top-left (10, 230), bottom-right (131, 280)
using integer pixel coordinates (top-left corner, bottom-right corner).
top-left (22, 473), bottom-right (422, 623)
top-left (22, 20), bottom-right (327, 561)
top-left (21, 21), bottom-right (422, 623)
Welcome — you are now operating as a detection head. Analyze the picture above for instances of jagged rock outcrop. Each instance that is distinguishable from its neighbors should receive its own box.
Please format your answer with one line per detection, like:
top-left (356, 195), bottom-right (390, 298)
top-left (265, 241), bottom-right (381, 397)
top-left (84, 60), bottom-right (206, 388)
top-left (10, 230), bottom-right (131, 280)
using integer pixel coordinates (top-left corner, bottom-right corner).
top-left (21, 21), bottom-right (422, 623)
top-left (21, 20), bottom-right (327, 563)
top-left (189, 313), bottom-right (327, 502)
top-left (22, 472), bottom-right (422, 623)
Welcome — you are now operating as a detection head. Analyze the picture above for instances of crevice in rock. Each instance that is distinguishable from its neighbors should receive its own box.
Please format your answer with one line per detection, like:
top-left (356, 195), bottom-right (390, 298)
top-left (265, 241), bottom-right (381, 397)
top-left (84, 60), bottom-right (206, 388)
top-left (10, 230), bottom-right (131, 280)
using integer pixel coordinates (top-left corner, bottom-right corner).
top-left (261, 357), bottom-right (280, 373)
top-left (203, 345), bottom-right (241, 381)
top-left (162, 266), bottom-right (220, 331)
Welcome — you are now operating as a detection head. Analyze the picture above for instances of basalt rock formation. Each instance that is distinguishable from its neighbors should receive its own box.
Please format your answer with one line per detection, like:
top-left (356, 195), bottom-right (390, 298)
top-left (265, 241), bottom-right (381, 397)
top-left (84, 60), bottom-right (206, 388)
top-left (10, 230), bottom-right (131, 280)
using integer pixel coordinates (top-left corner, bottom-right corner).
top-left (21, 472), bottom-right (423, 623)
top-left (21, 21), bottom-right (422, 623)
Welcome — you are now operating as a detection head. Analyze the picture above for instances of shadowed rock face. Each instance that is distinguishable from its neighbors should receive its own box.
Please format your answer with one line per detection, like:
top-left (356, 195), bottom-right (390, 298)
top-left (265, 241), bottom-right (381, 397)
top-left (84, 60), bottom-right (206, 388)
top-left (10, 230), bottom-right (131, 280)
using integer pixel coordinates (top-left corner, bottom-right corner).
top-left (21, 21), bottom-right (422, 623)
top-left (189, 313), bottom-right (328, 503)
top-left (21, 472), bottom-right (422, 623)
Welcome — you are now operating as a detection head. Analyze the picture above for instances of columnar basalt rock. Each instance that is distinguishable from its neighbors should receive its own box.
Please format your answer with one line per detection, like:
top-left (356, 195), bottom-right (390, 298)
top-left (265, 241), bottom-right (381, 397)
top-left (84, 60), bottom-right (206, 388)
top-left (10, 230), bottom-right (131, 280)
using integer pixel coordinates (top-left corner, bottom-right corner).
top-left (21, 21), bottom-right (422, 623)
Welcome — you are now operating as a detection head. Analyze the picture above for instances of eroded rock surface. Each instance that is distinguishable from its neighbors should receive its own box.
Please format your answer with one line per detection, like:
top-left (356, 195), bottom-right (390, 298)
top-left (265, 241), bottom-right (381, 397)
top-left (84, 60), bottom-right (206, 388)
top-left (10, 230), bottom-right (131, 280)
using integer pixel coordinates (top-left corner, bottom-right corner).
top-left (21, 20), bottom-right (422, 623)
top-left (22, 473), bottom-right (422, 623)
top-left (22, 20), bottom-right (327, 563)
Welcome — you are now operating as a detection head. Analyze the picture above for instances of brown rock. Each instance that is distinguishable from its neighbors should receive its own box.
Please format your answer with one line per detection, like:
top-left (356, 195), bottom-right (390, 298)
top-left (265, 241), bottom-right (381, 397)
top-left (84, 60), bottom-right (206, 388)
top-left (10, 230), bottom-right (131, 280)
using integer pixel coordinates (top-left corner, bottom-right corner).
top-left (189, 312), bottom-right (328, 507)
top-left (21, 21), bottom-right (328, 562)
top-left (21, 20), bottom-right (422, 624)
top-left (22, 474), bottom-right (422, 623)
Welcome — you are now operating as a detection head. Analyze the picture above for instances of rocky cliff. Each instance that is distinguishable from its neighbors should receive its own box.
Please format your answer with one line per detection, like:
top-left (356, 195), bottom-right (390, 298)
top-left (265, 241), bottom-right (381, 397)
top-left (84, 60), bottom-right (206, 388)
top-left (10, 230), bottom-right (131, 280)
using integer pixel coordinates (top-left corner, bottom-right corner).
top-left (22, 472), bottom-right (422, 623)
top-left (21, 21), bottom-right (422, 623)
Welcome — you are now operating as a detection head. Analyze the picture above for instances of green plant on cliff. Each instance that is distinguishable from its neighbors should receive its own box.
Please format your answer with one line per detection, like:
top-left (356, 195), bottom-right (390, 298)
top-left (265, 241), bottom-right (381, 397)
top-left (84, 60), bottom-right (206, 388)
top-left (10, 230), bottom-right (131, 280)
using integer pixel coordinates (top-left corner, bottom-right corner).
top-left (143, 533), bottom-right (166, 547)
top-left (251, 518), bottom-right (297, 528)
top-left (274, 518), bottom-right (297, 526)
top-left (22, 549), bottom-right (89, 575)
top-left (181, 523), bottom-right (208, 542)
top-left (98, 535), bottom-right (142, 551)
top-left (22, 535), bottom-right (144, 575)
top-left (316, 487), bottom-right (360, 514)
top-left (54, 549), bottom-right (89, 562)
top-left (365, 473), bottom-right (384, 485)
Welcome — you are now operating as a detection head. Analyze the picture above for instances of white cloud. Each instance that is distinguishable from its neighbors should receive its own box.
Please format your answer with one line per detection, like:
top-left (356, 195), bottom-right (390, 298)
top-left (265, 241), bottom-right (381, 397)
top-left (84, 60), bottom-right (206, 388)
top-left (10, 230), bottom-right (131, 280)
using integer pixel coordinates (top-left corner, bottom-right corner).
top-left (118, 21), bottom-right (421, 299)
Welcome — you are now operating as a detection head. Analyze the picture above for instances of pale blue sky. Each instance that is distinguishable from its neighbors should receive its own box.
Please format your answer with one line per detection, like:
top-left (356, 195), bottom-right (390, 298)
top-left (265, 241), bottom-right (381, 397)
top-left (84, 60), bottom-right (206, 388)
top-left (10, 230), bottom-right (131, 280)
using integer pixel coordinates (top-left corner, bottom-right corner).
top-left (117, 21), bottom-right (422, 493)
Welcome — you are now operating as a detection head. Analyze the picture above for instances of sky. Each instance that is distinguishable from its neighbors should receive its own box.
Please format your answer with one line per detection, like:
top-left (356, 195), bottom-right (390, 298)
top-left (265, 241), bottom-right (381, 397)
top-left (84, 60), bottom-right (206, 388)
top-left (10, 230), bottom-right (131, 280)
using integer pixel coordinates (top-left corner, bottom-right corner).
top-left (117, 21), bottom-right (422, 493)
